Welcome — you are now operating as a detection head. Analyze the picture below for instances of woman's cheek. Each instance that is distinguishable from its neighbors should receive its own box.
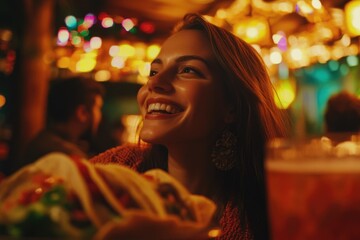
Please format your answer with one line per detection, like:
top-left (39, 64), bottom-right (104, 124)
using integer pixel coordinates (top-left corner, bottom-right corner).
top-left (137, 86), bottom-right (147, 111)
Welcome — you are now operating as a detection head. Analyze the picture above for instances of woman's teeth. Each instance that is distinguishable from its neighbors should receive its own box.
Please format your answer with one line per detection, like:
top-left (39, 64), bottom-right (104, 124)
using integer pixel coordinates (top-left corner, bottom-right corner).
top-left (147, 103), bottom-right (181, 114)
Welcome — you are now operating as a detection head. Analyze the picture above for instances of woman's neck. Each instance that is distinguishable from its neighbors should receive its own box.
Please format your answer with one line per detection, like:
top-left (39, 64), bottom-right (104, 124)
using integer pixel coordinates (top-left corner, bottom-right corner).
top-left (166, 143), bottom-right (219, 197)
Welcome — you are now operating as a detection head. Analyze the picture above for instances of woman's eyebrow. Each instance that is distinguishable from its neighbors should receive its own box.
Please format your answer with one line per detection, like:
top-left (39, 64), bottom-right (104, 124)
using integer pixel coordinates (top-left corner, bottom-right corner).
top-left (151, 58), bottom-right (162, 65)
top-left (175, 55), bottom-right (211, 68)
top-left (151, 55), bottom-right (212, 68)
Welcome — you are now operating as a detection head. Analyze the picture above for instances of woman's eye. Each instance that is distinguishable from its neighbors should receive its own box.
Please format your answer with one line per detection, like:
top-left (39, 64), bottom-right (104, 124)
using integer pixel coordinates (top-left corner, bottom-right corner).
top-left (182, 67), bottom-right (195, 74)
top-left (149, 70), bottom-right (158, 77)
top-left (180, 67), bottom-right (202, 76)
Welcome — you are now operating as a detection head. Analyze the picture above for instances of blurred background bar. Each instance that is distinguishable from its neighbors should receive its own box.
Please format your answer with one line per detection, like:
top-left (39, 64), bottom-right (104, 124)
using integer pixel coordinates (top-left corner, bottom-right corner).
top-left (0, 0), bottom-right (359, 173)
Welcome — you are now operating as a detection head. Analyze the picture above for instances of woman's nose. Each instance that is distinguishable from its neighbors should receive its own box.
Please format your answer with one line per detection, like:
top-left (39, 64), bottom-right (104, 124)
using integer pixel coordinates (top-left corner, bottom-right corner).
top-left (146, 72), bottom-right (174, 93)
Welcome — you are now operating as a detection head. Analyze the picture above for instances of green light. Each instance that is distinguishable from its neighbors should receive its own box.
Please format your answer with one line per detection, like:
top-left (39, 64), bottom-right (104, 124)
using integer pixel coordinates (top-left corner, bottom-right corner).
top-left (80, 30), bottom-right (89, 37)
top-left (65, 15), bottom-right (77, 29)
top-left (129, 27), bottom-right (137, 34)
top-left (328, 60), bottom-right (339, 71)
top-left (340, 63), bottom-right (349, 76)
top-left (346, 55), bottom-right (359, 67)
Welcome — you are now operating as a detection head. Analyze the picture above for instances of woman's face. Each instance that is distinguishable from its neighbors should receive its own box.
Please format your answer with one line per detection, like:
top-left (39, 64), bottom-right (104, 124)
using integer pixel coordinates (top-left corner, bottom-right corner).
top-left (137, 30), bottom-right (232, 145)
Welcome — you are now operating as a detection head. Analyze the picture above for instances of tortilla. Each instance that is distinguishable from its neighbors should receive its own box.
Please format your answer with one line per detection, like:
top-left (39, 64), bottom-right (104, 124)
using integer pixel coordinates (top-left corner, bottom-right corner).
top-left (0, 153), bottom-right (217, 239)
top-left (91, 163), bottom-right (166, 217)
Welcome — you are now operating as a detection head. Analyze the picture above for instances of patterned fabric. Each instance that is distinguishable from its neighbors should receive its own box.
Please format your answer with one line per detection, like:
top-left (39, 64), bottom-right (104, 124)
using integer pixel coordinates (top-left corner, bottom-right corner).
top-left (90, 144), bottom-right (251, 240)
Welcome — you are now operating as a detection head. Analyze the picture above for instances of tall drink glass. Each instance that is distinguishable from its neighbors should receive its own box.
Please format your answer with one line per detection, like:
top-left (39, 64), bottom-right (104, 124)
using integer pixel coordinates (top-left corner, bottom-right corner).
top-left (265, 134), bottom-right (360, 240)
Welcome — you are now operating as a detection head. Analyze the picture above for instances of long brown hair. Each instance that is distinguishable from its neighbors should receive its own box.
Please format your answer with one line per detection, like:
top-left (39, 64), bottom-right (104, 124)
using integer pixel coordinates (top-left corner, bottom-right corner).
top-left (139, 13), bottom-right (289, 240)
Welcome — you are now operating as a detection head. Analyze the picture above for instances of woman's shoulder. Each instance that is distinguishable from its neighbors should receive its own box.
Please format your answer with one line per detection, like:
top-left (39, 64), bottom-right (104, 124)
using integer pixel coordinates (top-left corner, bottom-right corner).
top-left (89, 143), bottom-right (150, 170)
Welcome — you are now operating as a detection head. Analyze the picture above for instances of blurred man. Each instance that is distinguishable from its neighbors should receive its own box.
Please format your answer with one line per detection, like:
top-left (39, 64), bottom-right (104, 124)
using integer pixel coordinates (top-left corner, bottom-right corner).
top-left (324, 91), bottom-right (360, 133)
top-left (23, 76), bottom-right (105, 165)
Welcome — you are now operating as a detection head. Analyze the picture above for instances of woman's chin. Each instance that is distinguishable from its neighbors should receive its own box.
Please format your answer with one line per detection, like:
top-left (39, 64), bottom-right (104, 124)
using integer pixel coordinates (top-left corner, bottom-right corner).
top-left (139, 131), bottom-right (166, 144)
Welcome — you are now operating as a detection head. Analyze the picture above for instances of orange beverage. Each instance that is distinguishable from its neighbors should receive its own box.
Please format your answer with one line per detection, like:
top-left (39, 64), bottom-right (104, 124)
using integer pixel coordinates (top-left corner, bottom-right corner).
top-left (265, 136), bottom-right (360, 240)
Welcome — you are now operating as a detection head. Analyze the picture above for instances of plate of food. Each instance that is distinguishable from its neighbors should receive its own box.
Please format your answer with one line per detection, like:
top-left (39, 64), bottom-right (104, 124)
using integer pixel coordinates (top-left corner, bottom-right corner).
top-left (0, 153), bottom-right (219, 239)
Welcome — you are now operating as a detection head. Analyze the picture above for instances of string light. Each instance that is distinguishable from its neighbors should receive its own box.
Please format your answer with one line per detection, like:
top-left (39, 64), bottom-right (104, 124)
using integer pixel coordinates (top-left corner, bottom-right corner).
top-left (52, 4), bottom-right (359, 87)
top-left (122, 18), bottom-right (134, 31)
top-left (65, 15), bottom-right (77, 29)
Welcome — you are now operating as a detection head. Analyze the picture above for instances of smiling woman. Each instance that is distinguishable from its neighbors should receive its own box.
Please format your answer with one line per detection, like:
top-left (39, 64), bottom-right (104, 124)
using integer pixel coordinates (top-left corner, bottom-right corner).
top-left (90, 13), bottom-right (288, 240)
top-left (138, 29), bottom-right (230, 146)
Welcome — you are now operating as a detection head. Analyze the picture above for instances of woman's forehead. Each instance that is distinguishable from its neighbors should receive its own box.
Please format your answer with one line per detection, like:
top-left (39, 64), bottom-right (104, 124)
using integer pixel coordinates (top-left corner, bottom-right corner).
top-left (161, 30), bottom-right (212, 55)
top-left (156, 30), bottom-right (217, 64)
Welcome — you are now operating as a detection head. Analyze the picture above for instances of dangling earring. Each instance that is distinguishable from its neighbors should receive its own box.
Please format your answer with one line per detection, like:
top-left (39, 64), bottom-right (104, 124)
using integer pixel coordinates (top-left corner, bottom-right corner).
top-left (211, 128), bottom-right (237, 171)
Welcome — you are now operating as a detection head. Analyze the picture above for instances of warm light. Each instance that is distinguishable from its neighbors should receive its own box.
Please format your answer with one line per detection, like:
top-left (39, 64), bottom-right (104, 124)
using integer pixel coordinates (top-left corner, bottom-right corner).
top-left (317, 52), bottom-right (330, 63)
top-left (202, 15), bottom-right (224, 27)
top-left (216, 9), bottom-right (228, 19)
top-left (345, 0), bottom-right (360, 36)
top-left (276, 2), bottom-right (293, 14)
top-left (0, 29), bottom-right (12, 41)
top-left (111, 56), bottom-right (125, 69)
top-left (90, 37), bottom-right (102, 49)
top-left (290, 48), bottom-right (303, 61)
top-left (139, 22), bottom-right (154, 34)
top-left (312, 45), bottom-right (330, 63)
top-left (297, 1), bottom-right (314, 15)
top-left (76, 57), bottom-right (96, 72)
top-left (95, 70), bottom-right (111, 82)
top-left (311, 0), bottom-right (322, 10)
top-left (122, 18), bottom-right (135, 31)
top-left (340, 34), bottom-right (351, 47)
top-left (109, 45), bottom-right (120, 57)
top-left (233, 17), bottom-right (270, 44)
top-left (318, 27), bottom-right (333, 41)
top-left (332, 45), bottom-right (345, 60)
top-left (286, 47), bottom-right (310, 68)
top-left (83, 42), bottom-right (91, 52)
top-left (348, 43), bottom-right (359, 55)
top-left (274, 80), bottom-right (296, 109)
top-left (134, 43), bottom-right (146, 59)
top-left (75, 52), bottom-right (96, 72)
top-left (247, 27), bottom-right (259, 39)
top-left (119, 44), bottom-right (135, 57)
top-left (102, 17), bottom-right (114, 28)
top-left (57, 28), bottom-right (69, 46)
top-left (272, 32), bottom-right (287, 51)
top-left (191, 0), bottom-right (214, 3)
top-left (270, 50), bottom-right (282, 64)
top-left (57, 57), bottom-right (70, 69)
top-left (262, 54), bottom-right (272, 68)
top-left (251, 44), bottom-right (261, 54)
top-left (113, 16), bottom-right (124, 24)
top-left (0, 95), bottom-right (6, 108)
top-left (309, 45), bottom-right (326, 57)
top-left (272, 33), bottom-right (282, 44)
top-left (146, 44), bottom-right (161, 60)
top-left (208, 228), bottom-right (222, 238)
top-left (138, 61), bottom-right (151, 77)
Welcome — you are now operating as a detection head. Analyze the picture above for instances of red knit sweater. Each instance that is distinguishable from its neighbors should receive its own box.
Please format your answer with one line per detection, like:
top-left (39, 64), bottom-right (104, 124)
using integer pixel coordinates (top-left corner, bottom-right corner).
top-left (90, 144), bottom-right (251, 240)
